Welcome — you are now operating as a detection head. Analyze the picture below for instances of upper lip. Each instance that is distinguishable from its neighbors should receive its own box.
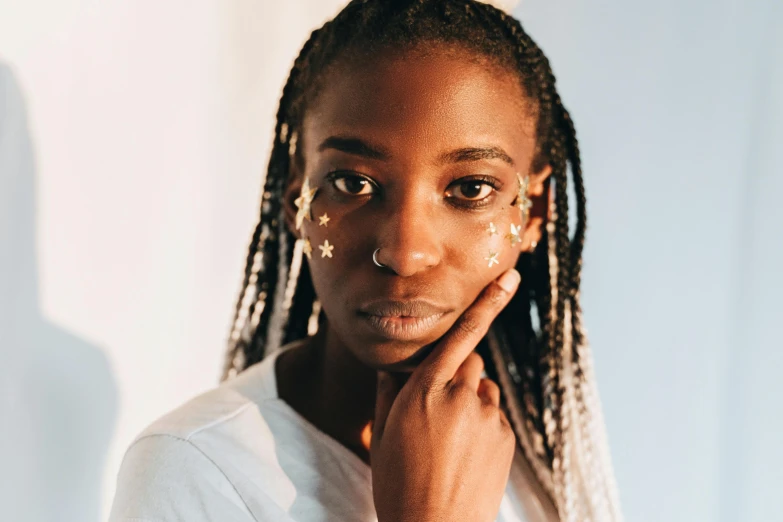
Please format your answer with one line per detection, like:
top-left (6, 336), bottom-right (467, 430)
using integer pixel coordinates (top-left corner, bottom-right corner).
top-left (358, 299), bottom-right (450, 318)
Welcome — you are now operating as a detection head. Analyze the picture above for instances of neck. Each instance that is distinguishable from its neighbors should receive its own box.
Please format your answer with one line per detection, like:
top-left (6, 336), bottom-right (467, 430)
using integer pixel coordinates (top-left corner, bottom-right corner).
top-left (275, 324), bottom-right (379, 465)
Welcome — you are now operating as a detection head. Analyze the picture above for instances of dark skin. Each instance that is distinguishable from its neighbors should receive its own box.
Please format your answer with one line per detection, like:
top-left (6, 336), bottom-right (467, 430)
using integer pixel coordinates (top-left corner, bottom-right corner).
top-left (277, 46), bottom-right (556, 521)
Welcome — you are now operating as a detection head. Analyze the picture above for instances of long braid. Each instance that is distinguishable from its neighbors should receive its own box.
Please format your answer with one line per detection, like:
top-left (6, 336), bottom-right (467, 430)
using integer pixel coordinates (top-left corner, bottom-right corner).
top-left (563, 106), bottom-right (623, 518)
top-left (222, 1), bottom-right (622, 519)
top-left (476, 6), bottom-right (624, 519)
top-left (223, 25), bottom-right (327, 378)
top-left (479, 2), bottom-right (576, 512)
top-left (557, 102), bottom-right (598, 516)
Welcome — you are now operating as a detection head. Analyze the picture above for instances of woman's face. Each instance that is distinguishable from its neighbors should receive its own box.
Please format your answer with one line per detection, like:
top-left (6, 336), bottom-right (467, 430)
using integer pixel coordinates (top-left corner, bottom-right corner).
top-left (285, 47), bottom-right (548, 371)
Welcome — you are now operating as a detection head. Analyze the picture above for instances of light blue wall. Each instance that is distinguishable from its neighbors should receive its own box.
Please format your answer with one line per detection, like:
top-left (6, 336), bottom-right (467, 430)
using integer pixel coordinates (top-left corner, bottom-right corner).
top-left (513, 1), bottom-right (783, 521)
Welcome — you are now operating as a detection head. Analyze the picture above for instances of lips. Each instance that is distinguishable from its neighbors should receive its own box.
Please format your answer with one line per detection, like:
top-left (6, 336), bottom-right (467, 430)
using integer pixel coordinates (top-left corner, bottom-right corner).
top-left (359, 300), bottom-right (449, 318)
top-left (357, 299), bottom-right (451, 341)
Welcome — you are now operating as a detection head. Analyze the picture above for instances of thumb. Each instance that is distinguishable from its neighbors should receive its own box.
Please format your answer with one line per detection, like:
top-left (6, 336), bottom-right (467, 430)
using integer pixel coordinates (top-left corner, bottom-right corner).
top-left (371, 371), bottom-right (400, 451)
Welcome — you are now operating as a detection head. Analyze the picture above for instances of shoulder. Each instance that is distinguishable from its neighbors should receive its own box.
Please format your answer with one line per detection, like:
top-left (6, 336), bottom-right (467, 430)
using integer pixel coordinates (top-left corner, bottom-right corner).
top-left (134, 385), bottom-right (258, 443)
top-left (108, 433), bottom-right (256, 521)
top-left (110, 355), bottom-right (293, 522)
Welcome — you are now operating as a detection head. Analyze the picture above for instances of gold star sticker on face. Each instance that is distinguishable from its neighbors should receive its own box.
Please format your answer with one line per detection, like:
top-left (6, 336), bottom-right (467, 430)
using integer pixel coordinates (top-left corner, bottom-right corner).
top-left (302, 238), bottom-right (313, 260)
top-left (485, 250), bottom-right (500, 268)
top-left (506, 223), bottom-right (522, 246)
top-left (514, 173), bottom-right (533, 220)
top-left (487, 222), bottom-right (498, 236)
top-left (294, 178), bottom-right (318, 230)
top-left (319, 239), bottom-right (334, 259)
top-left (318, 213), bottom-right (330, 227)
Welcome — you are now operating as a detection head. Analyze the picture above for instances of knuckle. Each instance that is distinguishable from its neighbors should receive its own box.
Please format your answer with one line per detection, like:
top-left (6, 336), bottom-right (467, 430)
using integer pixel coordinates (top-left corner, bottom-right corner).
top-left (454, 314), bottom-right (482, 340)
top-left (467, 352), bottom-right (484, 371)
top-left (411, 387), bottom-right (437, 418)
top-left (415, 370), bottom-right (438, 392)
top-left (413, 375), bottom-right (440, 407)
top-left (498, 412), bottom-right (515, 437)
top-left (480, 377), bottom-right (498, 393)
top-left (449, 381), bottom-right (475, 403)
top-left (486, 283), bottom-right (508, 306)
top-left (415, 388), bottom-right (431, 413)
top-left (480, 402), bottom-right (498, 420)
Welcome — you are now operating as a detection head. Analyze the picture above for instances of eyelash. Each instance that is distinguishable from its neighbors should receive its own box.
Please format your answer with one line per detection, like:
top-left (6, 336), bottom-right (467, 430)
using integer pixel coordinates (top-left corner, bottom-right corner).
top-left (326, 171), bottom-right (378, 197)
top-left (446, 175), bottom-right (502, 209)
top-left (324, 171), bottom-right (502, 210)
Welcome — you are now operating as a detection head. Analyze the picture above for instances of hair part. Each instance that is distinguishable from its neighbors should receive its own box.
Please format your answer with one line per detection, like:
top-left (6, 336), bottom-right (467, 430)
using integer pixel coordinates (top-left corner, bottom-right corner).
top-left (222, 1), bottom-right (621, 520)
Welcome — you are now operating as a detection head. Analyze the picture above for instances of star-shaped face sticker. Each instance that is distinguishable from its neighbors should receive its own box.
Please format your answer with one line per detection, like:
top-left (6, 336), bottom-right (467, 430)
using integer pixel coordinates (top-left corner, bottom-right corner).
top-left (294, 178), bottom-right (318, 230)
top-left (319, 239), bottom-right (334, 259)
top-left (302, 238), bottom-right (313, 260)
top-left (485, 250), bottom-right (500, 267)
top-left (487, 222), bottom-right (498, 237)
top-left (515, 173), bottom-right (533, 220)
top-left (318, 213), bottom-right (330, 227)
top-left (506, 223), bottom-right (522, 246)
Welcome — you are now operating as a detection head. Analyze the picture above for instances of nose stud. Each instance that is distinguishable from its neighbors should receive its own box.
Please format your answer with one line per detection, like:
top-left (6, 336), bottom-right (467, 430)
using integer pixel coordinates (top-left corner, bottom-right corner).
top-left (373, 248), bottom-right (387, 268)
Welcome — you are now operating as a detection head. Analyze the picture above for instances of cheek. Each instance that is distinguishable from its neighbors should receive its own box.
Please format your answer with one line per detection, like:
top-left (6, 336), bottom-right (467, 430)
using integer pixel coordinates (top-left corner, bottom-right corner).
top-left (455, 208), bottom-right (524, 280)
top-left (299, 199), bottom-right (368, 265)
top-left (295, 199), bottom-right (368, 309)
top-left (432, 209), bottom-right (524, 316)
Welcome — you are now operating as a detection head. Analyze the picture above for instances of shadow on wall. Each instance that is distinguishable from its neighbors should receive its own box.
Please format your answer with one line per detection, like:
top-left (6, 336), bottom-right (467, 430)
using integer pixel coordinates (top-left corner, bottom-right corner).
top-left (0, 62), bottom-right (118, 522)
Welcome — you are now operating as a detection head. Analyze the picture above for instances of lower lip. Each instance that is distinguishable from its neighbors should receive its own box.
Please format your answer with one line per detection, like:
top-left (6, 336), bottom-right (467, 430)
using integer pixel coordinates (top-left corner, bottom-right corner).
top-left (359, 312), bottom-right (447, 342)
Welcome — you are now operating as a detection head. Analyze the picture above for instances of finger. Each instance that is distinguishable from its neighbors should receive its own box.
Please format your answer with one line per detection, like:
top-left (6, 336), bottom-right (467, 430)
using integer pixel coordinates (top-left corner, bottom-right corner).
top-left (497, 408), bottom-right (512, 432)
top-left (417, 268), bottom-right (520, 383)
top-left (371, 371), bottom-right (401, 450)
top-left (453, 351), bottom-right (484, 391)
top-left (477, 378), bottom-right (500, 407)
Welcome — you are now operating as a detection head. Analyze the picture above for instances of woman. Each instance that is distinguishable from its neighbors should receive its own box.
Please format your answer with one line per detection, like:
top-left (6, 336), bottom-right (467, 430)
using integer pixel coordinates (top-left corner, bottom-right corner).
top-left (110, 1), bottom-right (622, 521)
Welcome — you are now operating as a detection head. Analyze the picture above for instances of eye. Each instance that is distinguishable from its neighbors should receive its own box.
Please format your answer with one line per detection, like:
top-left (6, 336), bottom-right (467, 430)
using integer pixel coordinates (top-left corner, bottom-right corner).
top-left (330, 173), bottom-right (376, 196)
top-left (446, 179), bottom-right (496, 201)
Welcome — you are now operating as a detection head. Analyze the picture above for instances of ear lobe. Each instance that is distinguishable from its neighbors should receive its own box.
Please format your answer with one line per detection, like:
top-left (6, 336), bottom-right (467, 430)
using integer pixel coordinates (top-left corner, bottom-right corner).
top-left (527, 164), bottom-right (552, 197)
top-left (522, 165), bottom-right (553, 248)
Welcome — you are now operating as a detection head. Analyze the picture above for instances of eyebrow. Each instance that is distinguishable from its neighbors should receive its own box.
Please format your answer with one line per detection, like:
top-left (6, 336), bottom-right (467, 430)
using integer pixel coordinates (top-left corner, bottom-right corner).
top-left (317, 135), bottom-right (514, 166)
top-left (317, 136), bottom-right (390, 160)
top-left (438, 146), bottom-right (515, 167)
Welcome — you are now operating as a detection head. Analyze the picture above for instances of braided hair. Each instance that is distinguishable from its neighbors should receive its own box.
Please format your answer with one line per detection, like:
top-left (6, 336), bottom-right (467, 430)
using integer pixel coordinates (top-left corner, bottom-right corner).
top-left (222, 1), bottom-right (622, 520)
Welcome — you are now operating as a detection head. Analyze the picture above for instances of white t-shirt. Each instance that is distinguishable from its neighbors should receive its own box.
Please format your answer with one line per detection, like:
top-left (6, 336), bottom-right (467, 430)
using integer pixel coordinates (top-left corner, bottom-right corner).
top-left (109, 347), bottom-right (551, 522)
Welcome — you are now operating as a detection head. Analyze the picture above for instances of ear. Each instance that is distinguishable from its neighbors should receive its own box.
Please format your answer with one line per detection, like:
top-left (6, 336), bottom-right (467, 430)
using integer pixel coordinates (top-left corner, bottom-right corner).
top-left (283, 160), bottom-right (304, 239)
top-left (522, 164), bottom-right (552, 250)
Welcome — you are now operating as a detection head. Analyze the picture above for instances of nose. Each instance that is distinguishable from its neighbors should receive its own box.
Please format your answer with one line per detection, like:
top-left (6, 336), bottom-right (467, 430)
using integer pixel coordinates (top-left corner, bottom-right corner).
top-left (373, 193), bottom-right (442, 277)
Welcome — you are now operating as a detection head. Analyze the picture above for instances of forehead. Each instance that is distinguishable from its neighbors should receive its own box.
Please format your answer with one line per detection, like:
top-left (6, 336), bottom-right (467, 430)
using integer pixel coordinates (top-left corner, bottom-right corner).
top-left (301, 48), bottom-right (537, 165)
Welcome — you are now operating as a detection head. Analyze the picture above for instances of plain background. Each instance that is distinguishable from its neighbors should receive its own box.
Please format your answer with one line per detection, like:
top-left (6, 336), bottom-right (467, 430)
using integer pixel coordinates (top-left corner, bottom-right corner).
top-left (1, 1), bottom-right (781, 521)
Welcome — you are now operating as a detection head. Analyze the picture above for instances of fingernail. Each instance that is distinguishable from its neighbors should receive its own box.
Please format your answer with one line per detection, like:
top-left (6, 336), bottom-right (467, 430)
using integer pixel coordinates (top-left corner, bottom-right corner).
top-left (497, 269), bottom-right (521, 292)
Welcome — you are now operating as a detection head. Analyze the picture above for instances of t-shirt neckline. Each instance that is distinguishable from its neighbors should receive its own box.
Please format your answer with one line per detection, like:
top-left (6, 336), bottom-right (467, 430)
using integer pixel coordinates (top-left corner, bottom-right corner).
top-left (255, 346), bottom-right (373, 480)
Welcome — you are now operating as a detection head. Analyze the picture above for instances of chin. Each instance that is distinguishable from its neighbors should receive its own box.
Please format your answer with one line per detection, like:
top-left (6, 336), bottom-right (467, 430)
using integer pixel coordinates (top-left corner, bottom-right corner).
top-left (352, 339), bottom-right (438, 372)
top-left (321, 308), bottom-right (459, 371)
top-left (345, 309), bottom-right (458, 369)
